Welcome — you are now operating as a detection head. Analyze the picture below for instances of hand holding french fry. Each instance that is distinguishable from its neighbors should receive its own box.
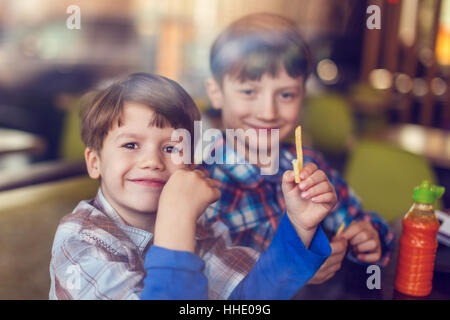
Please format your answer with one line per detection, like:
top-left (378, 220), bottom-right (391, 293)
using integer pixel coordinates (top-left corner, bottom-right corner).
top-left (339, 220), bottom-right (382, 263)
top-left (283, 125), bottom-right (337, 247)
top-left (308, 235), bottom-right (348, 284)
top-left (281, 162), bottom-right (337, 248)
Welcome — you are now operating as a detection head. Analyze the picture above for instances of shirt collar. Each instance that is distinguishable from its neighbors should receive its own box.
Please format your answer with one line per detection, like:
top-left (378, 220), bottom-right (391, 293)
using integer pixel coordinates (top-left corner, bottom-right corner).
top-left (203, 131), bottom-right (294, 187)
top-left (94, 188), bottom-right (153, 254)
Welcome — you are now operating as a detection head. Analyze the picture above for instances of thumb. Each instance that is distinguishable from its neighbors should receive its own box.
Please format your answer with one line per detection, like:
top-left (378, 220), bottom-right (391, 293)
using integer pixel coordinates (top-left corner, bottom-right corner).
top-left (330, 237), bottom-right (348, 253)
top-left (338, 221), bottom-right (360, 241)
top-left (282, 170), bottom-right (297, 194)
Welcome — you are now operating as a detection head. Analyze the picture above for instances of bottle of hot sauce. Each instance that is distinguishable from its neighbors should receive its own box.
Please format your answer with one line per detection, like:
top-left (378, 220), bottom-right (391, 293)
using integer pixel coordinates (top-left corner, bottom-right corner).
top-left (395, 181), bottom-right (445, 297)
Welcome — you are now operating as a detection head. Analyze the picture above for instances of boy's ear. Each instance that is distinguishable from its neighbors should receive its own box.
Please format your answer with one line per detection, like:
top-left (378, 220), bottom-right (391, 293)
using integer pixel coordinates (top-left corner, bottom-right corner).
top-left (205, 78), bottom-right (224, 110)
top-left (85, 147), bottom-right (101, 179)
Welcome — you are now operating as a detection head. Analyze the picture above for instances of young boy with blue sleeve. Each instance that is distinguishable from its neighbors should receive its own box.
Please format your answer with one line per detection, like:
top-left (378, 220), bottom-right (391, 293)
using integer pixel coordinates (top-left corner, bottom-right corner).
top-left (49, 73), bottom-right (334, 300)
top-left (203, 13), bottom-right (395, 285)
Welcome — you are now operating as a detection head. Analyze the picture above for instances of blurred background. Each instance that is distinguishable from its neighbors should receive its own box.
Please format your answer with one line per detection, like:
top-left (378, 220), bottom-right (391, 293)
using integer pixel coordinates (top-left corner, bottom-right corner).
top-left (0, 0), bottom-right (450, 299)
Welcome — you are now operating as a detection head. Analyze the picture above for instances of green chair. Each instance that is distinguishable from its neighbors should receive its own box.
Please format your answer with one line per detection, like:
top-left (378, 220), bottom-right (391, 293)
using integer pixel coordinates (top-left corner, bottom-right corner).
top-left (344, 139), bottom-right (441, 222)
top-left (348, 83), bottom-right (391, 135)
top-left (0, 176), bottom-right (99, 299)
top-left (59, 97), bottom-right (86, 161)
top-left (302, 93), bottom-right (355, 155)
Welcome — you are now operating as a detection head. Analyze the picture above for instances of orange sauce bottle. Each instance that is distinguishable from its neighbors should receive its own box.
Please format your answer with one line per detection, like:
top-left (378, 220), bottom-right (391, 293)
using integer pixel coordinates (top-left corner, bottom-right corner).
top-left (394, 181), bottom-right (445, 297)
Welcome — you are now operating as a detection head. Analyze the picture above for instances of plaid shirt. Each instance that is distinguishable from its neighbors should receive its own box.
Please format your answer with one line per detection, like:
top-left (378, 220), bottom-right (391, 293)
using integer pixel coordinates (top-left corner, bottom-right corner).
top-left (201, 132), bottom-right (395, 267)
top-left (49, 189), bottom-right (259, 300)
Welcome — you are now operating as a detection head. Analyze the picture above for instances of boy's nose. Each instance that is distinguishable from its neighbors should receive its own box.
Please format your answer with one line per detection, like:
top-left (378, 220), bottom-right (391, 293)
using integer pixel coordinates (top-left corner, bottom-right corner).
top-left (255, 95), bottom-right (278, 121)
top-left (138, 152), bottom-right (165, 171)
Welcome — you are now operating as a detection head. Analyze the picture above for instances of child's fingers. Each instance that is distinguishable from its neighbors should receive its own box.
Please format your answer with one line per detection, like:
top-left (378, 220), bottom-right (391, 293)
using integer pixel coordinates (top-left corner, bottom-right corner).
top-left (311, 192), bottom-right (336, 204)
top-left (350, 230), bottom-right (377, 247)
top-left (357, 252), bottom-right (381, 263)
top-left (323, 252), bottom-right (345, 268)
top-left (299, 162), bottom-right (318, 180)
top-left (193, 169), bottom-right (221, 189)
top-left (346, 222), bottom-right (378, 246)
top-left (320, 260), bottom-right (342, 276)
top-left (349, 230), bottom-right (373, 246)
top-left (284, 169), bottom-right (295, 181)
top-left (320, 272), bottom-right (336, 283)
top-left (318, 243), bottom-right (347, 272)
top-left (330, 238), bottom-right (348, 255)
top-left (211, 187), bottom-right (222, 201)
top-left (339, 221), bottom-right (364, 241)
top-left (301, 181), bottom-right (332, 199)
top-left (299, 169), bottom-right (328, 191)
top-left (282, 170), bottom-right (296, 189)
top-left (205, 178), bottom-right (221, 189)
top-left (355, 239), bottom-right (378, 253)
top-left (203, 178), bottom-right (221, 201)
top-left (193, 169), bottom-right (207, 178)
top-left (210, 179), bottom-right (222, 188)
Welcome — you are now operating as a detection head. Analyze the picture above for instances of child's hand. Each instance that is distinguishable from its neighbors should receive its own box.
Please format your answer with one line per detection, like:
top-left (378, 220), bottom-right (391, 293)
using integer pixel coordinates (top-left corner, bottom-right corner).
top-left (339, 220), bottom-right (382, 263)
top-left (160, 168), bottom-right (221, 220)
top-left (282, 162), bottom-right (337, 247)
top-left (308, 236), bottom-right (348, 284)
top-left (154, 169), bottom-right (221, 252)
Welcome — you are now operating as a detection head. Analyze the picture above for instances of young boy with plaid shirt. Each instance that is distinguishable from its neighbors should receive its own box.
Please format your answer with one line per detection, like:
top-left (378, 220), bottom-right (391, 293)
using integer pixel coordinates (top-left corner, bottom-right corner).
top-left (203, 13), bottom-right (395, 285)
top-left (49, 73), bottom-right (335, 300)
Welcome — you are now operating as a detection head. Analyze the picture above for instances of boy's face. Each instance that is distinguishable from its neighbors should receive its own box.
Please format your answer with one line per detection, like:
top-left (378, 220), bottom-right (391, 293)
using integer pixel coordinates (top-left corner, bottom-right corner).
top-left (85, 102), bottom-right (185, 217)
top-left (207, 66), bottom-right (304, 155)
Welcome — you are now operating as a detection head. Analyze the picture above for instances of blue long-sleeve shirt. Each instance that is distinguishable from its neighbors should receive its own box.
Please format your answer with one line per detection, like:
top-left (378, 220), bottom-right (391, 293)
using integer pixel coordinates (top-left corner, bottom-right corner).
top-left (141, 213), bottom-right (331, 300)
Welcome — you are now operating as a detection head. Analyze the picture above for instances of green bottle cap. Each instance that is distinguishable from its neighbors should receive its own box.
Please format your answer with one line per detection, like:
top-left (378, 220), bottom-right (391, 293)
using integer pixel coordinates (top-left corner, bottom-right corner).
top-left (413, 180), bottom-right (445, 204)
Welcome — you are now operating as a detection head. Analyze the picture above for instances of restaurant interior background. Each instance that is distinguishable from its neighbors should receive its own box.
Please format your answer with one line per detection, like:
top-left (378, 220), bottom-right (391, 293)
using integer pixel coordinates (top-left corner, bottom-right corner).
top-left (0, 0), bottom-right (450, 299)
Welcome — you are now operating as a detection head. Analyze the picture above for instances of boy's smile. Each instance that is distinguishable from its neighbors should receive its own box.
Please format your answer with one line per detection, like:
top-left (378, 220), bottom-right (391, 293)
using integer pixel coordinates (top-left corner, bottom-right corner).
top-left (127, 177), bottom-right (166, 188)
top-left (85, 102), bottom-right (185, 231)
top-left (208, 67), bottom-right (304, 162)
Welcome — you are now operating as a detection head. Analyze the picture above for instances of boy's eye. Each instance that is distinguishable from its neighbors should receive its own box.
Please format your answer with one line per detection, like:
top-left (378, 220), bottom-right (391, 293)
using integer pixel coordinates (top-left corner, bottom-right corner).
top-left (280, 92), bottom-right (296, 100)
top-left (122, 142), bottom-right (138, 150)
top-left (240, 89), bottom-right (256, 97)
top-left (163, 145), bottom-right (181, 154)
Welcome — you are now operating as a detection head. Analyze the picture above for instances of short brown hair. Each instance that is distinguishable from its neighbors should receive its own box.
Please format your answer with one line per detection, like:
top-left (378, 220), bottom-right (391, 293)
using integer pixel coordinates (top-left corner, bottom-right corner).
top-left (210, 13), bottom-right (311, 85)
top-left (81, 73), bottom-right (200, 152)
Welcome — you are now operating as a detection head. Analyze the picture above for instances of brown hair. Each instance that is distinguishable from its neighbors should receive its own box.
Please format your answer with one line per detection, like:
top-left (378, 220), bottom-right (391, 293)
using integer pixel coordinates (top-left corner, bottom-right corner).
top-left (80, 73), bottom-right (200, 152)
top-left (210, 13), bottom-right (311, 85)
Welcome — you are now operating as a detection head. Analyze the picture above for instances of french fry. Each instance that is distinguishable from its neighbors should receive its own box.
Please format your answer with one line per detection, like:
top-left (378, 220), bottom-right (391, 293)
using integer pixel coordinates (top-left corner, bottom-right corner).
top-left (336, 222), bottom-right (345, 236)
top-left (292, 125), bottom-right (303, 183)
top-left (292, 159), bottom-right (300, 183)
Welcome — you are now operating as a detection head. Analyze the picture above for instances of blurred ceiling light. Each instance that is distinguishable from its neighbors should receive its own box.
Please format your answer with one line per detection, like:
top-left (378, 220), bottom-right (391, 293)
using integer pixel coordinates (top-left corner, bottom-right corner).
top-left (369, 69), bottom-right (392, 90)
top-left (431, 77), bottom-right (447, 95)
top-left (436, 0), bottom-right (450, 65)
top-left (395, 73), bottom-right (413, 94)
top-left (418, 0), bottom-right (438, 49)
top-left (399, 0), bottom-right (419, 47)
top-left (316, 59), bottom-right (338, 84)
top-left (399, 125), bottom-right (426, 154)
top-left (412, 78), bottom-right (429, 97)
